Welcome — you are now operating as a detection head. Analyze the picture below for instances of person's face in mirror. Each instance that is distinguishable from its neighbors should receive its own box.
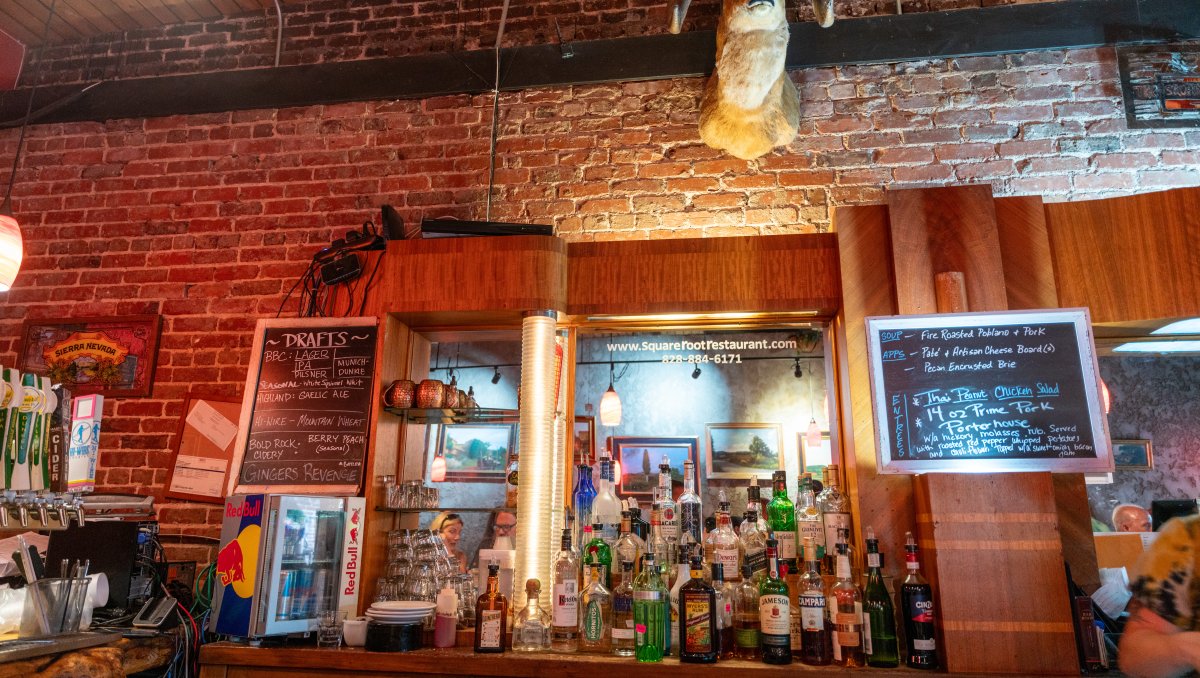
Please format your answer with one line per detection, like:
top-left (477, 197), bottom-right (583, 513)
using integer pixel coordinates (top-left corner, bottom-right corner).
top-left (494, 512), bottom-right (517, 539)
top-left (440, 520), bottom-right (464, 550)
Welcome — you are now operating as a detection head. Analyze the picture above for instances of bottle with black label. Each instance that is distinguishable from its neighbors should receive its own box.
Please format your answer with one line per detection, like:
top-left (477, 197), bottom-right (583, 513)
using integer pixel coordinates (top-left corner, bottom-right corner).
top-left (679, 556), bottom-right (718, 663)
top-left (901, 531), bottom-right (938, 670)
top-left (757, 538), bottom-right (792, 665)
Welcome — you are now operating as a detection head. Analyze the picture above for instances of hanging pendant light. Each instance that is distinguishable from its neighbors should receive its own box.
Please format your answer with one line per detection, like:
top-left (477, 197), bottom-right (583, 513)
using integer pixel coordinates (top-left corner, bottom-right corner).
top-left (806, 358), bottom-right (823, 447)
top-left (430, 451), bottom-right (447, 482)
top-left (599, 361), bottom-right (622, 427)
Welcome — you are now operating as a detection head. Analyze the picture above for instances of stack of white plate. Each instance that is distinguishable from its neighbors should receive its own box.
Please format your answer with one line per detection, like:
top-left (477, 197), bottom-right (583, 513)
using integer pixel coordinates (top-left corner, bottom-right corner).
top-left (365, 600), bottom-right (435, 625)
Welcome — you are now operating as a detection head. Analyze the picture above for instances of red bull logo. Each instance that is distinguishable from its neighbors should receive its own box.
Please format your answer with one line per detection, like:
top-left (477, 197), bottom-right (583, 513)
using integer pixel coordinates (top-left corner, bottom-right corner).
top-left (225, 499), bottom-right (261, 518)
top-left (349, 527), bottom-right (359, 544)
top-left (342, 545), bottom-right (358, 596)
top-left (216, 540), bottom-right (246, 586)
top-left (350, 509), bottom-right (360, 525)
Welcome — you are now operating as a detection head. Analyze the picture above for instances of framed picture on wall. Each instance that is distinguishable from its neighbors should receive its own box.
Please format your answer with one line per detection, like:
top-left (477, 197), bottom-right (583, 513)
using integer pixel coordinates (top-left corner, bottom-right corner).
top-left (573, 416), bottom-right (596, 464)
top-left (613, 436), bottom-right (699, 498)
top-left (1113, 439), bottom-right (1153, 471)
top-left (800, 432), bottom-right (833, 477)
top-left (437, 423), bottom-right (515, 481)
top-left (16, 315), bottom-right (162, 397)
top-left (704, 423), bottom-right (784, 480)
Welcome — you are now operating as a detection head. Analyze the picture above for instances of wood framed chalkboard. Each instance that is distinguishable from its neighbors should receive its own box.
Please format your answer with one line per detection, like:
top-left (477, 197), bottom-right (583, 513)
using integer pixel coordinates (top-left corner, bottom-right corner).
top-left (865, 308), bottom-right (1113, 474)
top-left (228, 317), bottom-right (379, 495)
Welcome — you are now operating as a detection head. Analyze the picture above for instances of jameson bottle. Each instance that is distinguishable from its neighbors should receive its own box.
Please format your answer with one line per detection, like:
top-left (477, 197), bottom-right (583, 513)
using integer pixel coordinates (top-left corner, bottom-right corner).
top-left (633, 553), bottom-right (669, 662)
top-left (678, 556), bottom-right (718, 663)
top-left (767, 470), bottom-right (798, 573)
top-left (612, 561), bottom-right (636, 656)
top-left (799, 536), bottom-right (833, 665)
top-left (758, 538), bottom-right (792, 665)
top-left (863, 526), bottom-right (899, 667)
top-left (550, 528), bottom-right (580, 653)
top-left (901, 531), bottom-right (938, 670)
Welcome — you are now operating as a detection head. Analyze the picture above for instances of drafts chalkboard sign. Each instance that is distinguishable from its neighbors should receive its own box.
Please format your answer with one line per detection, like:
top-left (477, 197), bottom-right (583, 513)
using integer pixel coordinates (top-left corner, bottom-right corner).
top-left (229, 317), bottom-right (378, 495)
top-left (865, 309), bottom-right (1113, 474)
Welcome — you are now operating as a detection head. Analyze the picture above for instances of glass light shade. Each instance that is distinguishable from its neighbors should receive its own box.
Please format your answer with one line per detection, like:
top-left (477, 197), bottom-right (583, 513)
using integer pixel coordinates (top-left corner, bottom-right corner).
top-left (1100, 378), bottom-right (1111, 415)
top-left (806, 418), bottom-right (822, 447)
top-left (599, 385), bottom-right (622, 427)
top-left (0, 212), bottom-right (22, 292)
top-left (430, 454), bottom-right (446, 482)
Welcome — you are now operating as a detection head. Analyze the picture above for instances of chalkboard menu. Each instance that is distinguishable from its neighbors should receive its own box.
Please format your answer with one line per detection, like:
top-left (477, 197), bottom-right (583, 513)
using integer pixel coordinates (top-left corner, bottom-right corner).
top-left (866, 309), bottom-right (1113, 474)
top-left (230, 317), bottom-right (378, 494)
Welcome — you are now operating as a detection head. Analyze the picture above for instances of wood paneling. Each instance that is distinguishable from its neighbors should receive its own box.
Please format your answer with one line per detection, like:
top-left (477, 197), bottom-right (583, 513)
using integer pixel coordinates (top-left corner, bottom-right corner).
top-left (567, 234), bottom-right (840, 318)
top-left (1046, 187), bottom-right (1200, 323)
top-left (996, 195), bottom-right (1058, 310)
top-left (369, 236), bottom-right (568, 325)
top-left (886, 184), bottom-right (1008, 314)
top-left (915, 473), bottom-right (1078, 675)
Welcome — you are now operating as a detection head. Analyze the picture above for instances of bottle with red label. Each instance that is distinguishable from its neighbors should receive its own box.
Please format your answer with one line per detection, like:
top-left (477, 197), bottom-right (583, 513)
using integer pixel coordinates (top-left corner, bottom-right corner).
top-left (900, 531), bottom-right (938, 670)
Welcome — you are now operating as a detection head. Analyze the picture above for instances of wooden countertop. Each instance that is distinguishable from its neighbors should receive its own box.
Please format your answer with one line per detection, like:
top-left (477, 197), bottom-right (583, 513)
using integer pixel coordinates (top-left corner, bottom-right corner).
top-left (200, 642), bottom-right (1066, 677)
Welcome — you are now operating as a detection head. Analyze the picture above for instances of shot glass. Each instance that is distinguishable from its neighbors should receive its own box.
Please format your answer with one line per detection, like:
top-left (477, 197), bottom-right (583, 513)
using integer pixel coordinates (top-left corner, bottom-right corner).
top-left (317, 609), bottom-right (346, 648)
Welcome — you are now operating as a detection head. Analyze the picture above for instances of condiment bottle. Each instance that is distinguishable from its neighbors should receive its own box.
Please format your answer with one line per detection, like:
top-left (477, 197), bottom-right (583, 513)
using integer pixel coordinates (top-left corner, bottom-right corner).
top-left (435, 584), bottom-right (459, 647)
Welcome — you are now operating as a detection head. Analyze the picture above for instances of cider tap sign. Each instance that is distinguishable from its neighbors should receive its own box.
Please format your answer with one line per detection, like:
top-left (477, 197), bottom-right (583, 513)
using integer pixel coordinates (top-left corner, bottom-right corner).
top-left (865, 308), bottom-right (1113, 474)
top-left (229, 317), bottom-right (379, 495)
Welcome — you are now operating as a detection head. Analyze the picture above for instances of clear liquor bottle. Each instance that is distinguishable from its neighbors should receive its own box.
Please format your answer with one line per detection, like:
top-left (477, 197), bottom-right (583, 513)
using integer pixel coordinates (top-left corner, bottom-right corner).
top-left (611, 561), bottom-right (636, 656)
top-left (796, 473), bottom-right (826, 566)
top-left (645, 506), bottom-right (674, 580)
top-left (733, 562), bottom-right (761, 660)
top-left (705, 491), bottom-right (741, 583)
top-left (573, 464), bottom-right (597, 552)
top-left (633, 552), bottom-right (669, 662)
top-left (830, 543), bottom-right (865, 666)
top-left (474, 563), bottom-right (508, 653)
top-left (614, 509), bottom-right (645, 577)
top-left (582, 524), bottom-right (613, 589)
top-left (901, 531), bottom-right (938, 670)
top-left (550, 528), bottom-right (580, 653)
top-left (579, 563), bottom-right (612, 653)
top-left (655, 457), bottom-right (680, 547)
top-left (799, 536), bottom-right (833, 665)
top-left (592, 456), bottom-right (623, 544)
top-left (817, 465), bottom-right (851, 575)
top-left (863, 526), bottom-right (899, 667)
top-left (512, 578), bottom-right (551, 652)
top-left (747, 477), bottom-right (769, 532)
top-left (739, 509), bottom-right (768, 580)
top-left (758, 538), bottom-right (792, 665)
top-left (767, 470), bottom-right (798, 573)
top-left (679, 557), bottom-right (718, 663)
top-left (711, 562), bottom-right (736, 660)
top-left (678, 459), bottom-right (703, 548)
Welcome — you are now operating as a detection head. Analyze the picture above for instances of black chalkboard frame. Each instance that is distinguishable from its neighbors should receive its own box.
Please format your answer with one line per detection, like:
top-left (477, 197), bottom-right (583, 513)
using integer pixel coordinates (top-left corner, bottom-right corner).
top-left (865, 308), bottom-right (1114, 475)
top-left (227, 316), bottom-right (379, 496)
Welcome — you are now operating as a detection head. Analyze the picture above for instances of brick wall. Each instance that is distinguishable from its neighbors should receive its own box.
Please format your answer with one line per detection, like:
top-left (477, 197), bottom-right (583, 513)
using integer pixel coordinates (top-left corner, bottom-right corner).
top-left (1, 41), bottom-right (1198, 562)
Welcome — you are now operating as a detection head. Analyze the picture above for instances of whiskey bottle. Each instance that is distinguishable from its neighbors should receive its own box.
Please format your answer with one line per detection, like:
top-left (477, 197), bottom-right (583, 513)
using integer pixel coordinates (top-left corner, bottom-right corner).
top-left (739, 509), bottom-right (767, 580)
top-left (705, 491), bottom-right (740, 583)
top-left (863, 526), bottom-right (899, 667)
top-left (733, 562), bottom-right (761, 660)
top-left (679, 557), bottom-right (718, 663)
top-left (796, 473), bottom-right (825, 565)
top-left (901, 531), bottom-right (938, 670)
top-left (758, 538), bottom-right (792, 665)
top-left (767, 470), bottom-right (798, 573)
top-left (550, 528), bottom-right (580, 653)
top-left (611, 561), bottom-right (636, 656)
top-left (579, 563), bottom-right (612, 653)
top-left (474, 563), bottom-right (508, 654)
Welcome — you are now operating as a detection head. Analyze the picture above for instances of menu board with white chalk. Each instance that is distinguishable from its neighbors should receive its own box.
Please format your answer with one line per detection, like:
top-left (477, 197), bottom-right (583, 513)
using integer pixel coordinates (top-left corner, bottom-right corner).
top-left (230, 317), bottom-right (378, 494)
top-left (865, 309), bottom-right (1113, 474)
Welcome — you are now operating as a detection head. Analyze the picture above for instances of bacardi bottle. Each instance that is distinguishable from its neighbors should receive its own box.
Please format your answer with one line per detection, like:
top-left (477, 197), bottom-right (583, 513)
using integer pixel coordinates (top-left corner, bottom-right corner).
top-left (758, 538), bottom-right (792, 665)
top-left (901, 531), bottom-right (938, 670)
top-left (655, 457), bottom-right (680, 547)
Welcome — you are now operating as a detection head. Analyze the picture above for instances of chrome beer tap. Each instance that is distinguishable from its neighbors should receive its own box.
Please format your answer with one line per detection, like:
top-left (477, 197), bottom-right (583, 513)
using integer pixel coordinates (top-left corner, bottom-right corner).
top-left (53, 493), bottom-right (69, 527)
top-left (16, 493), bottom-right (31, 527)
top-left (70, 494), bottom-right (85, 526)
top-left (35, 493), bottom-right (50, 527)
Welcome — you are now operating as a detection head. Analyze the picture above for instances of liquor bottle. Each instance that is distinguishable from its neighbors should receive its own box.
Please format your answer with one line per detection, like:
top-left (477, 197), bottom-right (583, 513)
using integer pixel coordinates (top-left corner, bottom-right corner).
top-left (798, 536), bottom-right (833, 665)
top-left (711, 562), bottom-right (736, 660)
top-left (817, 465), bottom-right (851, 575)
top-left (512, 578), bottom-right (551, 652)
top-left (611, 561), bottom-right (636, 656)
top-left (758, 538), bottom-right (792, 665)
top-left (628, 498), bottom-right (649, 541)
top-left (655, 457), bottom-right (680, 545)
top-left (582, 524), bottom-right (613, 589)
top-left (645, 506), bottom-right (673, 579)
top-left (739, 509), bottom-right (768, 580)
top-left (614, 509), bottom-right (645, 577)
top-left (573, 464), bottom-right (597, 552)
top-left (592, 456), bottom-right (623, 544)
top-left (863, 526), bottom-right (899, 667)
top-left (747, 476), bottom-right (769, 532)
top-left (551, 528), bottom-right (580, 653)
top-left (829, 543), bottom-right (865, 666)
top-left (796, 473), bottom-right (825, 566)
top-left (579, 563), bottom-right (613, 653)
top-left (474, 563), bottom-right (508, 653)
top-left (705, 491), bottom-right (741, 583)
top-left (679, 556), bottom-right (718, 663)
top-left (505, 451), bottom-right (519, 508)
top-left (678, 459), bottom-right (703, 548)
top-left (668, 546), bottom-right (691, 656)
top-left (767, 470), bottom-right (798, 573)
top-left (733, 562), bottom-right (761, 660)
top-left (633, 552), bottom-right (669, 663)
top-left (901, 531), bottom-right (938, 670)
top-left (834, 526), bottom-right (858, 583)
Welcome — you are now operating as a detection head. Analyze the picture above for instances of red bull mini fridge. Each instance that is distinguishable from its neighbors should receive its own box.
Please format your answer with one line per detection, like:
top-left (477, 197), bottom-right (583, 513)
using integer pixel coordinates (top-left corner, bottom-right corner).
top-left (210, 493), bottom-right (366, 638)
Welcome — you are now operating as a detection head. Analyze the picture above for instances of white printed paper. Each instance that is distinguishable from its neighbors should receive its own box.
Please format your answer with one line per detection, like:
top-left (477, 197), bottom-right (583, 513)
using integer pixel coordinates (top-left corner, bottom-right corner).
top-left (169, 454), bottom-right (227, 498)
top-left (186, 400), bottom-right (238, 451)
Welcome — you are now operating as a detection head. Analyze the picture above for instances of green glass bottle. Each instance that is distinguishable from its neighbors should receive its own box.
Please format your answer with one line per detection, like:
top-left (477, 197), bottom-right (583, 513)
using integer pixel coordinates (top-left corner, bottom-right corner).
top-left (863, 527), bottom-right (899, 667)
top-left (758, 538), bottom-right (792, 665)
top-left (583, 523), bottom-right (613, 589)
top-left (767, 470), bottom-right (798, 573)
top-left (633, 552), bottom-right (669, 662)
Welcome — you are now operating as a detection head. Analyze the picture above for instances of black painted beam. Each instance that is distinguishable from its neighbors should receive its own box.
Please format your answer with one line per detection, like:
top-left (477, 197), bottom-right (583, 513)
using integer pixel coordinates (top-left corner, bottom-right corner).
top-left (0, 0), bottom-right (1195, 126)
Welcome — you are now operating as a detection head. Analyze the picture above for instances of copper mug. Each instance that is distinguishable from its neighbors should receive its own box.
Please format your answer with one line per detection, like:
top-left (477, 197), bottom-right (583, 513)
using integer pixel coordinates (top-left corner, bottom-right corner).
top-left (383, 380), bottom-right (415, 408)
top-left (442, 381), bottom-right (460, 409)
top-left (416, 379), bottom-right (444, 409)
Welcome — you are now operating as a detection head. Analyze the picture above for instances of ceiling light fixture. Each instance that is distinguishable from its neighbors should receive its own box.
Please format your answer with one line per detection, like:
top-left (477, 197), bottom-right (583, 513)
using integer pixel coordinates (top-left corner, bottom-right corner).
top-left (491, 366), bottom-right (502, 384)
top-left (793, 358), bottom-right (803, 379)
top-left (599, 339), bottom-right (622, 427)
top-left (691, 365), bottom-right (701, 379)
top-left (806, 358), bottom-right (823, 448)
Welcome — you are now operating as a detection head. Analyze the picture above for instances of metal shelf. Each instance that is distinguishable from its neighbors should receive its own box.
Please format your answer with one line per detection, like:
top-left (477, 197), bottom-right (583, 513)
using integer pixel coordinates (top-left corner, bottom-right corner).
top-left (382, 407), bottom-right (518, 424)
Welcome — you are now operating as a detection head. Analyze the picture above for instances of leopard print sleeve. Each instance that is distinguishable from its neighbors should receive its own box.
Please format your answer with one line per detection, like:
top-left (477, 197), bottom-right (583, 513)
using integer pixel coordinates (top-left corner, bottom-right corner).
top-left (1130, 515), bottom-right (1200, 629)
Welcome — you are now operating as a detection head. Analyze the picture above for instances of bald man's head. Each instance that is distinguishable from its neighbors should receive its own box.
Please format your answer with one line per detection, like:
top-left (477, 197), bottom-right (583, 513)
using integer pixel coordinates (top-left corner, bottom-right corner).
top-left (1112, 504), bottom-right (1152, 532)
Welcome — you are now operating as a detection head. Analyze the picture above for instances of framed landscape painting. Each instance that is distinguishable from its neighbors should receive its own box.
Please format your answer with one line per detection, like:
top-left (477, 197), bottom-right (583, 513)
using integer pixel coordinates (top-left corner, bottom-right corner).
top-left (613, 436), bottom-right (699, 498)
top-left (705, 423), bottom-right (784, 479)
top-left (1113, 439), bottom-right (1153, 471)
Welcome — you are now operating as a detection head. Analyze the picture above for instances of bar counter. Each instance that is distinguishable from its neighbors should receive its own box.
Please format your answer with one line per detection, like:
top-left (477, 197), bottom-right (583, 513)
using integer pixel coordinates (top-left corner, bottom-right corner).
top-left (198, 642), bottom-right (1065, 678)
